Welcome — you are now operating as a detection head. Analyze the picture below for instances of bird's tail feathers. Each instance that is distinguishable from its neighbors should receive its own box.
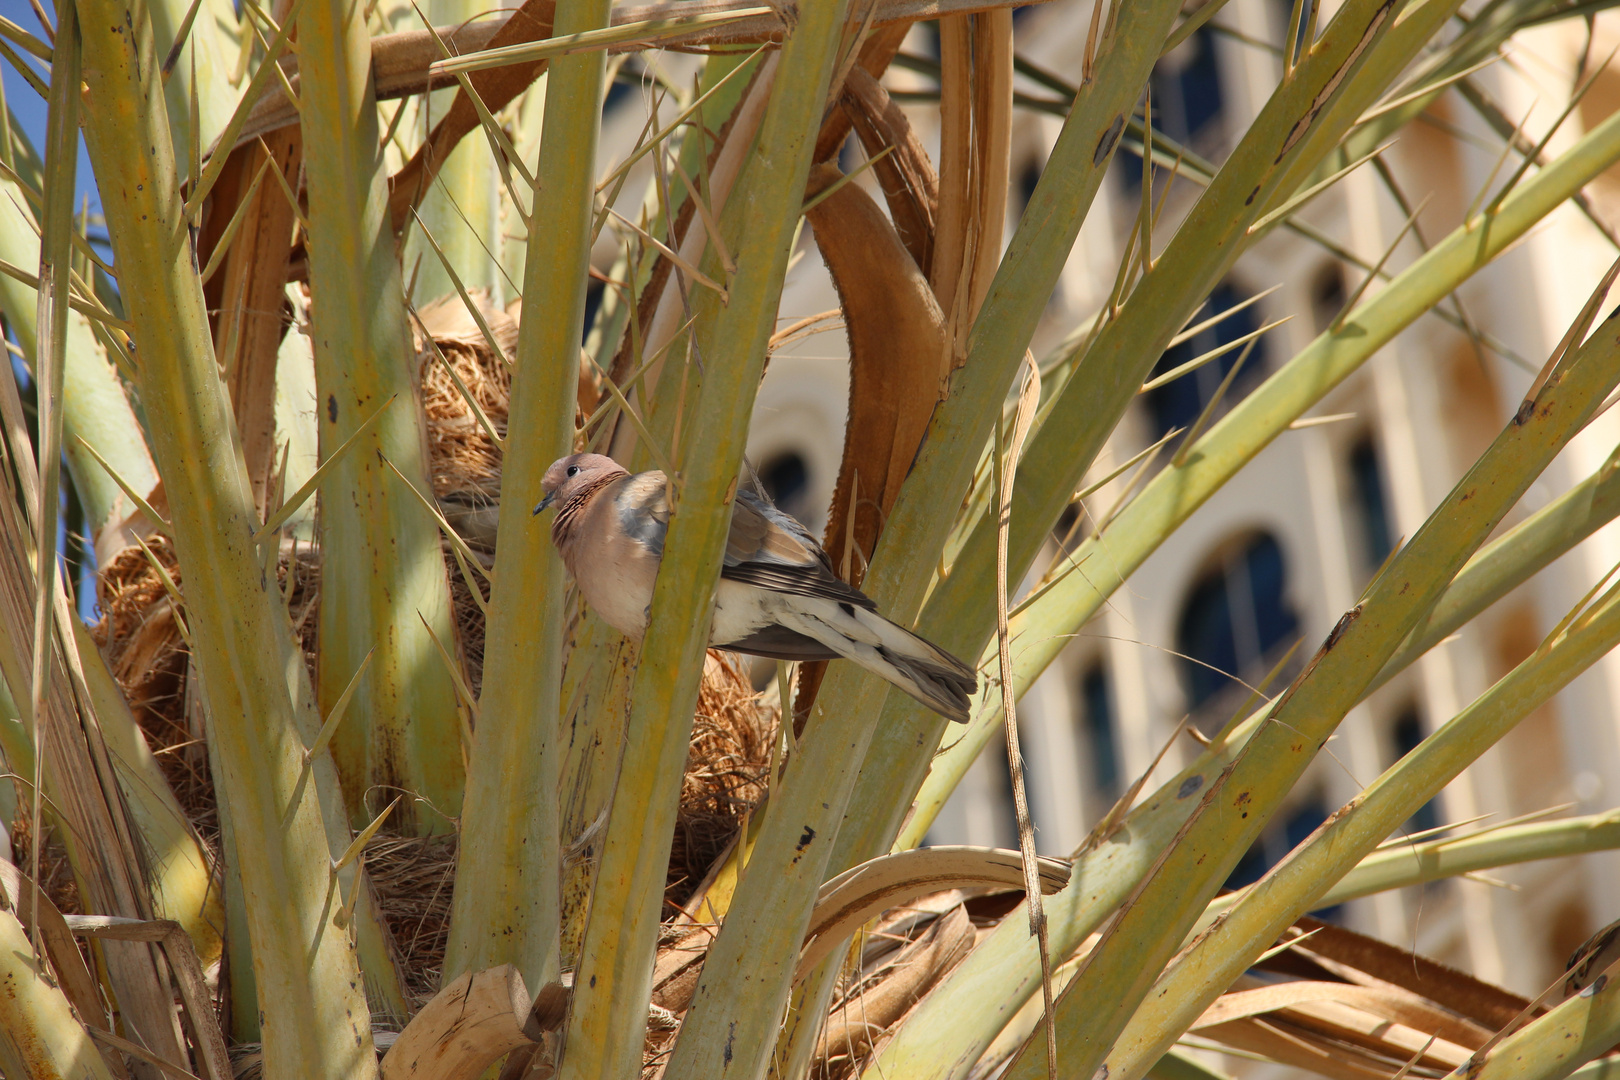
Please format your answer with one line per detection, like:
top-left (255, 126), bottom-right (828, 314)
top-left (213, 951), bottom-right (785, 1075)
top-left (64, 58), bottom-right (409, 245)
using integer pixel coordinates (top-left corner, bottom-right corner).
top-left (778, 598), bottom-right (977, 723)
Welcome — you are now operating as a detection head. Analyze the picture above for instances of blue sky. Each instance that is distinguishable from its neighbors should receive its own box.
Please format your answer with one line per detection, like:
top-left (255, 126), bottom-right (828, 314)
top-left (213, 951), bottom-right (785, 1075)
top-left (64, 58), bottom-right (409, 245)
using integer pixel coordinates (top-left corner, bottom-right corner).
top-left (2, 0), bottom-right (106, 220)
top-left (3, 1), bottom-right (110, 618)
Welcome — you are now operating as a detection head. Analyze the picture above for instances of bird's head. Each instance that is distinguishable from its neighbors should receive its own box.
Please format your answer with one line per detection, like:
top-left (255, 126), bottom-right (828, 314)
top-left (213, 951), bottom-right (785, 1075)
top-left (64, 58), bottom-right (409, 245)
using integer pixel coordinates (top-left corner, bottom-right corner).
top-left (535, 453), bottom-right (627, 515)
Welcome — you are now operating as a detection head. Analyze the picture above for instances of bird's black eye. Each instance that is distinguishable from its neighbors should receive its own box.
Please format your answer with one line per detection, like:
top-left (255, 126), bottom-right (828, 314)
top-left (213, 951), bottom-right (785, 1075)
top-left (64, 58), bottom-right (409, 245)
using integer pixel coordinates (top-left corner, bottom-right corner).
top-left (566, 465), bottom-right (580, 478)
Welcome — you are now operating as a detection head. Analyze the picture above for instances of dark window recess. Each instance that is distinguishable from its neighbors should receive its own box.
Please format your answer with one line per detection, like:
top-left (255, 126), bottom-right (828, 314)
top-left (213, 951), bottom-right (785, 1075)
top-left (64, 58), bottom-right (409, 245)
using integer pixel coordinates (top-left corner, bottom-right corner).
top-left (604, 74), bottom-right (636, 113)
top-left (1144, 282), bottom-right (1265, 441)
top-left (759, 452), bottom-right (812, 522)
top-left (1081, 664), bottom-right (1121, 800)
top-left (919, 20), bottom-right (942, 60)
top-left (1390, 708), bottom-right (1442, 836)
top-left (582, 277), bottom-right (606, 346)
top-left (1348, 436), bottom-right (1394, 569)
top-left (1118, 26), bottom-right (1225, 196)
top-left (1310, 262), bottom-right (1347, 332)
top-left (1018, 156), bottom-right (1043, 214)
top-left (1176, 533), bottom-right (1299, 712)
top-left (1053, 502), bottom-right (1082, 547)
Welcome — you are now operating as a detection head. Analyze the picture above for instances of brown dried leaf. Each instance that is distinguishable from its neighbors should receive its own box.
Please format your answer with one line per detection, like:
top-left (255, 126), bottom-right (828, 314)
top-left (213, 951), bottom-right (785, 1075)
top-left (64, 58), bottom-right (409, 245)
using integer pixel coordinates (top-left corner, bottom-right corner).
top-left (203, 131), bottom-right (302, 516)
top-left (1286, 917), bottom-right (1530, 1032)
top-left (813, 905), bottom-right (976, 1079)
top-left (930, 9), bottom-right (1012, 365)
top-left (811, 21), bottom-right (914, 164)
top-left (840, 65), bottom-right (938, 276)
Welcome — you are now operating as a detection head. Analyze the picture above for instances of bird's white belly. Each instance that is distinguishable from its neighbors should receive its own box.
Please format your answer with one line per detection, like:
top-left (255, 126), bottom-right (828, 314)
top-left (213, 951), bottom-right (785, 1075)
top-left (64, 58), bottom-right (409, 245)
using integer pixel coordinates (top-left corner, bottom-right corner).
top-left (710, 579), bottom-right (773, 645)
top-left (578, 557), bottom-right (770, 646)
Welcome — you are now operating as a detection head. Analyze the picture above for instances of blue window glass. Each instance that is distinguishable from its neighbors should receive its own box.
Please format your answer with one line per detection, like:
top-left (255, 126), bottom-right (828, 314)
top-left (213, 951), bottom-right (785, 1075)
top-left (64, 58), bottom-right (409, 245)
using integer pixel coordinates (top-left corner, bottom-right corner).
top-left (759, 452), bottom-right (812, 523)
top-left (1178, 571), bottom-right (1241, 708)
top-left (1391, 709), bottom-right (1441, 835)
top-left (1144, 282), bottom-right (1265, 442)
top-left (1348, 436), bottom-right (1394, 568)
top-left (1176, 533), bottom-right (1299, 711)
top-left (1155, 28), bottom-right (1224, 145)
top-left (1081, 664), bottom-right (1120, 799)
top-left (1118, 26), bottom-right (1225, 196)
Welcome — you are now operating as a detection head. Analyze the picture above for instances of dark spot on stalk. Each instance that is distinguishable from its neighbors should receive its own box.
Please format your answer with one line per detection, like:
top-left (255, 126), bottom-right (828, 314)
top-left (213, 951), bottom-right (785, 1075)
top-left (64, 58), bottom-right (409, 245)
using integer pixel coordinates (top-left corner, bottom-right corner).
top-left (1324, 606), bottom-right (1360, 650)
top-left (1177, 775), bottom-right (1203, 799)
top-left (1094, 115), bottom-right (1124, 166)
top-left (328, 395), bottom-right (338, 422)
top-left (590, 974), bottom-right (597, 988)
top-left (1246, 186), bottom-right (1260, 206)
top-left (796, 826), bottom-right (815, 850)
top-left (724, 1022), bottom-right (737, 1065)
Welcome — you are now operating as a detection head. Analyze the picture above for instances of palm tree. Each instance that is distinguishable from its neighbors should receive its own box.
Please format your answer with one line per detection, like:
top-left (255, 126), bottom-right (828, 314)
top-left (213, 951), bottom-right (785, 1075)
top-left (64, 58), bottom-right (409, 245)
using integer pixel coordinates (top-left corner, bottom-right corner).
top-left (2, 0), bottom-right (1620, 1076)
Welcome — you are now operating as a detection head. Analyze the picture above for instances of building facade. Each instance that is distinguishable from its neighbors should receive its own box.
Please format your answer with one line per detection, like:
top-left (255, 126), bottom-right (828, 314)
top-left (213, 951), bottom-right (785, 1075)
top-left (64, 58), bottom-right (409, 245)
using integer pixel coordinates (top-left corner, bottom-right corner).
top-left (743, 2), bottom-right (1620, 999)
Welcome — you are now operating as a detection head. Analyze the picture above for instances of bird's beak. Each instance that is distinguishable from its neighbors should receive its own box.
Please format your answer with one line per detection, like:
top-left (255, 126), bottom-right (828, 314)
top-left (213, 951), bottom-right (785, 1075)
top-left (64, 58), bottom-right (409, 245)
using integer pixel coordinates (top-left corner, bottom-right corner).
top-left (533, 491), bottom-right (556, 516)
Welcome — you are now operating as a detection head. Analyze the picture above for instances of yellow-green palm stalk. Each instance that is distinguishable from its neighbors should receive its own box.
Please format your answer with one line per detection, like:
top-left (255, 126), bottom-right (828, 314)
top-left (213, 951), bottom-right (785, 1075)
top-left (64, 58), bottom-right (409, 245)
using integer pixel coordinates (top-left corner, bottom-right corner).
top-left (70, 618), bottom-right (223, 965)
top-left (910, 97), bottom-right (1620, 838)
top-left (442, 0), bottom-right (610, 994)
top-left (1102, 529), bottom-right (1620, 1080)
top-left (1318, 810), bottom-right (1620, 907)
top-left (554, 50), bottom-right (766, 963)
top-left (1449, 950), bottom-right (1620, 1080)
top-left (666, 0), bottom-right (1181, 1065)
top-left (563, 12), bottom-right (850, 1078)
top-left (878, 421), bottom-right (1620, 1078)
top-left (298, 0), bottom-right (466, 833)
top-left (856, 0), bottom-right (1464, 852)
top-left (76, 2), bottom-right (378, 1076)
top-left (1001, 265), bottom-right (1620, 1080)
top-left (879, 461), bottom-right (1601, 1076)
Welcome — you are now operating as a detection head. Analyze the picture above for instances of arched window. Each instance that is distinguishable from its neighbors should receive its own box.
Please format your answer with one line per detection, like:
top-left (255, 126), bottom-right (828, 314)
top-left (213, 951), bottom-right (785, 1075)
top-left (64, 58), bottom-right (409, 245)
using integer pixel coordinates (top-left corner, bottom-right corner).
top-left (1118, 26), bottom-right (1226, 198)
top-left (758, 451), bottom-right (813, 524)
top-left (1310, 262), bottom-right (1347, 333)
top-left (1176, 532), bottom-right (1299, 714)
top-left (1389, 706), bottom-right (1441, 835)
top-left (1154, 27), bottom-right (1225, 148)
top-left (1144, 282), bottom-right (1266, 442)
top-left (1079, 663), bottom-right (1120, 802)
top-left (1347, 434), bottom-right (1394, 570)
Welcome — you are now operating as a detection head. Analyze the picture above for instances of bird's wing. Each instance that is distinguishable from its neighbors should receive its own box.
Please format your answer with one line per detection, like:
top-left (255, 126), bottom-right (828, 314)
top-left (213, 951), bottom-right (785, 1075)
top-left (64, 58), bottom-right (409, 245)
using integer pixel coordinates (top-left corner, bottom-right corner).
top-left (722, 489), bottom-right (876, 610)
top-left (612, 471), bottom-right (673, 556)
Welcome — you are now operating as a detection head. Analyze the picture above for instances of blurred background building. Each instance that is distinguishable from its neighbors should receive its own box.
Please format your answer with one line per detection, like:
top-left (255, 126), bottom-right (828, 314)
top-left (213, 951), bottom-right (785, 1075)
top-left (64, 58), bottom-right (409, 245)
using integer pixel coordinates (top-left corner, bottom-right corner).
top-left (704, 2), bottom-right (1620, 1002)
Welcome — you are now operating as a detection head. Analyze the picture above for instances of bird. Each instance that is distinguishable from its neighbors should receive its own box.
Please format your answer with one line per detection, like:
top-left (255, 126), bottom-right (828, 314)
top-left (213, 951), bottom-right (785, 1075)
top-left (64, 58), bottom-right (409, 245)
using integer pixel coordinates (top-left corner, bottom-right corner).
top-left (534, 453), bottom-right (977, 722)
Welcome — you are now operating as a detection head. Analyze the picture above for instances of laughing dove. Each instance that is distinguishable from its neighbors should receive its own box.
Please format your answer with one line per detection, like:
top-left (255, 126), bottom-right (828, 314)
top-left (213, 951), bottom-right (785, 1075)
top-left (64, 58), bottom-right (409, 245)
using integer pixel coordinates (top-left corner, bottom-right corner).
top-left (535, 453), bottom-right (977, 722)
